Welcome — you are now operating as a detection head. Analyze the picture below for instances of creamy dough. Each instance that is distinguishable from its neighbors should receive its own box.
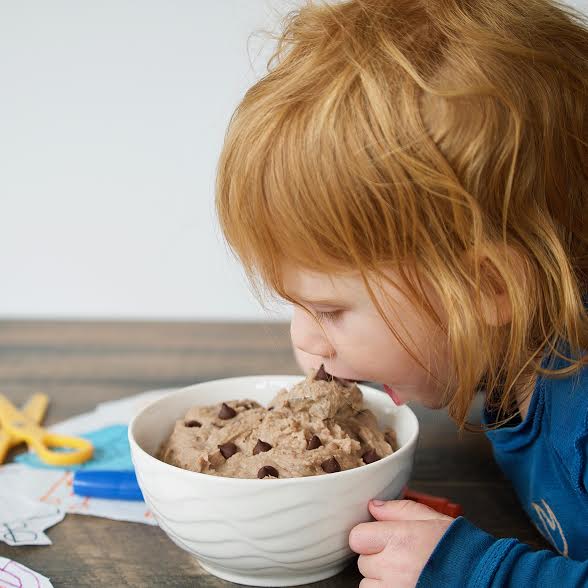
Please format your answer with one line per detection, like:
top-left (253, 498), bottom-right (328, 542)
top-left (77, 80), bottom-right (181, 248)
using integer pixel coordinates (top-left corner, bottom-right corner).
top-left (157, 369), bottom-right (397, 479)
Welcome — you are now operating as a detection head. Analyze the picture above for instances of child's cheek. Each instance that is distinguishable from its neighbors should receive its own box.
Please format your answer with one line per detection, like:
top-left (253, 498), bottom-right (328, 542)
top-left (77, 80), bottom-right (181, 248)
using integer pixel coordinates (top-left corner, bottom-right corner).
top-left (292, 346), bottom-right (316, 375)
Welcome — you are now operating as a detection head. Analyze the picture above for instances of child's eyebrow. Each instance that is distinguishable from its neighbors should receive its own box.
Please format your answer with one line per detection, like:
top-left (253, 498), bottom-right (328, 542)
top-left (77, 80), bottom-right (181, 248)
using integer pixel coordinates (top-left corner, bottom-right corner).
top-left (290, 294), bottom-right (345, 306)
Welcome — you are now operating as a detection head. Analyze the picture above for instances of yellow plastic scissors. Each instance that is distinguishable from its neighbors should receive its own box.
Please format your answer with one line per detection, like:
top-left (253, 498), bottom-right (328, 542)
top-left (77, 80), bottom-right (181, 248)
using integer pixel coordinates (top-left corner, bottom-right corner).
top-left (0, 393), bottom-right (93, 466)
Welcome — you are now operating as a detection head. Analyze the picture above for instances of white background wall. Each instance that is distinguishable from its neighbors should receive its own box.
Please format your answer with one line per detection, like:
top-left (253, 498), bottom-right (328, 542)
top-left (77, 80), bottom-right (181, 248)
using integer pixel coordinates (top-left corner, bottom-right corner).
top-left (0, 0), bottom-right (300, 320)
top-left (1, 0), bottom-right (586, 320)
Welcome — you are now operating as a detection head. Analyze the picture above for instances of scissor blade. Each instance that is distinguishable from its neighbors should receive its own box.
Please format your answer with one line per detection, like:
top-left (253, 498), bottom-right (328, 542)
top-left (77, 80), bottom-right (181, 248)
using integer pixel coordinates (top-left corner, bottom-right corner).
top-left (0, 429), bottom-right (11, 463)
top-left (22, 393), bottom-right (49, 425)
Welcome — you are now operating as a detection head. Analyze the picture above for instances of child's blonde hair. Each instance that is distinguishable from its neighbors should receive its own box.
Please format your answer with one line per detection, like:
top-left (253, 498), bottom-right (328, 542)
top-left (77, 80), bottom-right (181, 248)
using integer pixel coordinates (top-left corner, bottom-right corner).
top-left (216, 0), bottom-right (588, 426)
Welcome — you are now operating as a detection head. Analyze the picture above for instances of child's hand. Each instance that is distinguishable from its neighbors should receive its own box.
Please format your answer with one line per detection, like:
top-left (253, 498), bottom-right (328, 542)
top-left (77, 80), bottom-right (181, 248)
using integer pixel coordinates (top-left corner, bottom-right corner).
top-left (349, 499), bottom-right (454, 587)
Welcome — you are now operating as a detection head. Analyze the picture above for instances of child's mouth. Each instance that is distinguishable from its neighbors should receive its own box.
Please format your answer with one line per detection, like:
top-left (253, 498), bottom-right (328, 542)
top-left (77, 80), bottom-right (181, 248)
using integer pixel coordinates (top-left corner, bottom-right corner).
top-left (383, 384), bottom-right (406, 405)
top-left (314, 365), bottom-right (361, 387)
top-left (314, 367), bottom-right (403, 404)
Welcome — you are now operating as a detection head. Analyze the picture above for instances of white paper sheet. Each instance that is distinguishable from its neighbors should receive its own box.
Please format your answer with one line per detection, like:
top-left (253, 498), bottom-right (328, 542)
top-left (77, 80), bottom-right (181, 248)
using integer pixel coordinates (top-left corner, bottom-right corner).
top-left (0, 388), bottom-right (174, 537)
top-left (49, 389), bottom-right (171, 436)
top-left (0, 464), bottom-right (158, 528)
top-left (0, 557), bottom-right (54, 588)
top-left (0, 495), bottom-right (64, 546)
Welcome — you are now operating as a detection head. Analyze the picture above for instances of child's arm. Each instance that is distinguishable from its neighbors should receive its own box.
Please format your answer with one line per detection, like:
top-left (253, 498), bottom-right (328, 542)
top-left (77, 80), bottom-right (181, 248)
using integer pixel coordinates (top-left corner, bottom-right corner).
top-left (418, 516), bottom-right (588, 588)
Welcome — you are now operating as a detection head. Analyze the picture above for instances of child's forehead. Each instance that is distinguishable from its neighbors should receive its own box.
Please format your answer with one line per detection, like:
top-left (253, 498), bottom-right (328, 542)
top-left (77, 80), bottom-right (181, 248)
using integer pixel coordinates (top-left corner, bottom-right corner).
top-left (279, 262), bottom-right (415, 309)
top-left (280, 263), bottom-right (368, 305)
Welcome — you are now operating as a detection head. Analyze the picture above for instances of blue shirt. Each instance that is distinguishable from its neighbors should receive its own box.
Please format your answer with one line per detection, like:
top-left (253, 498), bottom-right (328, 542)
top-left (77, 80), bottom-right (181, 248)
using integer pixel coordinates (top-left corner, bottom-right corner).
top-left (417, 343), bottom-right (588, 587)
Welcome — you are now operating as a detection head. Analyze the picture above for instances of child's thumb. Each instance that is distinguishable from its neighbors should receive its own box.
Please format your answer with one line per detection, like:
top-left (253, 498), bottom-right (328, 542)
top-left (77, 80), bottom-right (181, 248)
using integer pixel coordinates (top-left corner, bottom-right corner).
top-left (369, 499), bottom-right (451, 521)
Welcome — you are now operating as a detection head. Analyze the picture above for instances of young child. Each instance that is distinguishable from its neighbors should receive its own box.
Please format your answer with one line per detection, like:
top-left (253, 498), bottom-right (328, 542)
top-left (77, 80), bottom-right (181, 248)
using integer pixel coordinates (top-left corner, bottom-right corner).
top-left (215, 0), bottom-right (588, 585)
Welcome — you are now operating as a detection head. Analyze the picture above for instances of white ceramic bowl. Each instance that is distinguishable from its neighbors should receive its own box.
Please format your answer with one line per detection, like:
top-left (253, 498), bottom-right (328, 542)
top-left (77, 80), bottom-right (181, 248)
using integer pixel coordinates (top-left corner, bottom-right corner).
top-left (129, 375), bottom-right (419, 587)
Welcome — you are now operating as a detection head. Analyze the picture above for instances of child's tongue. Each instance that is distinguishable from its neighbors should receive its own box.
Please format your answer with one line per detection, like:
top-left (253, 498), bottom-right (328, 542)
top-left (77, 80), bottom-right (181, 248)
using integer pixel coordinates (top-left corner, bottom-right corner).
top-left (383, 384), bottom-right (406, 405)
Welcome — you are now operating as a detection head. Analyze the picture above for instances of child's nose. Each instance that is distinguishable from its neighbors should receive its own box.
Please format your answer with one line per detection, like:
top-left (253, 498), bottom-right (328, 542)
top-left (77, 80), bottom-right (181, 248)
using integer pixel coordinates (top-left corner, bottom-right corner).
top-left (290, 306), bottom-right (335, 360)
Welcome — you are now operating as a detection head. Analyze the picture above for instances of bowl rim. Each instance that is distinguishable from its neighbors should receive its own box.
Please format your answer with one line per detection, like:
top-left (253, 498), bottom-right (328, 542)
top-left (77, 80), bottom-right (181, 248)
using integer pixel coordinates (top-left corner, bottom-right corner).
top-left (129, 374), bottom-right (419, 486)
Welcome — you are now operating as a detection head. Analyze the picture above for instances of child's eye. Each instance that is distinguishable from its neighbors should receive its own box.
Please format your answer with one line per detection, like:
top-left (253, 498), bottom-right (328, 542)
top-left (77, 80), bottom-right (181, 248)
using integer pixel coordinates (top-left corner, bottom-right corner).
top-left (314, 310), bottom-right (343, 323)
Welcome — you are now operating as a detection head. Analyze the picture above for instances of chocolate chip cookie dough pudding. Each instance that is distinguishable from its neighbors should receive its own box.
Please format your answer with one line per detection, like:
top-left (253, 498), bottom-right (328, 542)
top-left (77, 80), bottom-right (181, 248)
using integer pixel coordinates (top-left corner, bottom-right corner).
top-left (157, 365), bottom-right (397, 479)
top-left (129, 373), bottom-right (418, 587)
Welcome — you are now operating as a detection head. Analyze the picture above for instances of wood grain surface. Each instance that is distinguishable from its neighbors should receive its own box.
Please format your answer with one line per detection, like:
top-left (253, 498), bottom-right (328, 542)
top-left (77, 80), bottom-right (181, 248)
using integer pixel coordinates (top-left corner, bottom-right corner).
top-left (0, 321), bottom-right (548, 587)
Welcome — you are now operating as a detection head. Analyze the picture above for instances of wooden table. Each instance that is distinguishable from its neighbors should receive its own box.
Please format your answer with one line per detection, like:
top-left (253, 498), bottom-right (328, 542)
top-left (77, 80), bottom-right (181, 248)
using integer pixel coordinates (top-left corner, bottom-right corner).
top-left (0, 321), bottom-right (548, 587)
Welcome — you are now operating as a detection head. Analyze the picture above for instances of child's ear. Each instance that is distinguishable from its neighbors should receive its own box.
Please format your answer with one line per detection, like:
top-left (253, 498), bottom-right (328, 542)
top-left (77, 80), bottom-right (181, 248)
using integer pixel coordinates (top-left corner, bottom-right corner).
top-left (477, 248), bottom-right (523, 327)
top-left (480, 278), bottom-right (512, 327)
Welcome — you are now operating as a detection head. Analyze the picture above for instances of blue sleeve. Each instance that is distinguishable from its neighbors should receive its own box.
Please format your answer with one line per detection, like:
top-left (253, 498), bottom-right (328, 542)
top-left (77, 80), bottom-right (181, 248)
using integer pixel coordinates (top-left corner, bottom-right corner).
top-left (581, 424), bottom-right (588, 495)
top-left (417, 517), bottom-right (588, 588)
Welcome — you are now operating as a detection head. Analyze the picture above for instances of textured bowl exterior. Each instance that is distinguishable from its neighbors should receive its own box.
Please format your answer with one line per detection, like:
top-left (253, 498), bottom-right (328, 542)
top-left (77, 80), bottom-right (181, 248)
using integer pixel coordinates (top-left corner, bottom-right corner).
top-left (129, 376), bottom-right (419, 587)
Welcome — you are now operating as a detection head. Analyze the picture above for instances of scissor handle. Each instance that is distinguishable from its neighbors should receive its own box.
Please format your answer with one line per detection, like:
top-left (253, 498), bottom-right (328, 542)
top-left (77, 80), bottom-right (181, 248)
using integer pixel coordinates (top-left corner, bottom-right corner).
top-left (28, 432), bottom-right (94, 466)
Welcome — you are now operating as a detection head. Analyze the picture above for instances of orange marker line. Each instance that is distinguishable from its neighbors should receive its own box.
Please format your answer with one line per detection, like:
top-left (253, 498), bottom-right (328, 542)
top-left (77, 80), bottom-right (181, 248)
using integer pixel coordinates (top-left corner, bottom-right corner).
top-left (39, 472), bottom-right (69, 502)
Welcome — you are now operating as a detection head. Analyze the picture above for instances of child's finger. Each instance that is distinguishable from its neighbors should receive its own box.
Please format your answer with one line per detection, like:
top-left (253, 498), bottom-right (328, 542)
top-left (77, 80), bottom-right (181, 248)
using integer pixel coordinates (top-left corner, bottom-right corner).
top-left (349, 520), bottom-right (402, 555)
top-left (357, 553), bottom-right (382, 580)
top-left (369, 499), bottom-right (452, 522)
top-left (359, 576), bottom-right (382, 588)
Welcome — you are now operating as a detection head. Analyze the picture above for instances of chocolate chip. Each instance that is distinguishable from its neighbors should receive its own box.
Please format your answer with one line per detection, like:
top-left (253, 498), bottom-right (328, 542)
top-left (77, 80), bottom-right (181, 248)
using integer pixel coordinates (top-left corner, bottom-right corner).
top-left (184, 419), bottom-right (201, 428)
top-left (267, 406), bottom-right (274, 411)
top-left (257, 465), bottom-right (279, 478)
top-left (314, 364), bottom-right (333, 382)
top-left (321, 457), bottom-right (341, 473)
top-left (218, 442), bottom-right (238, 459)
top-left (362, 448), bottom-right (380, 464)
top-left (306, 435), bottom-right (322, 450)
top-left (218, 402), bottom-right (237, 420)
top-left (253, 439), bottom-right (272, 455)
